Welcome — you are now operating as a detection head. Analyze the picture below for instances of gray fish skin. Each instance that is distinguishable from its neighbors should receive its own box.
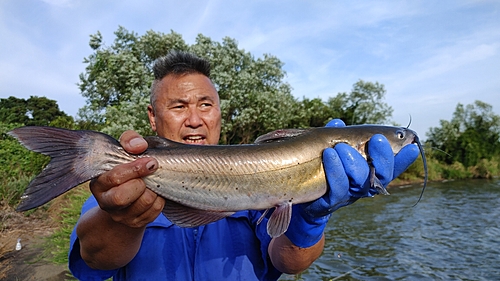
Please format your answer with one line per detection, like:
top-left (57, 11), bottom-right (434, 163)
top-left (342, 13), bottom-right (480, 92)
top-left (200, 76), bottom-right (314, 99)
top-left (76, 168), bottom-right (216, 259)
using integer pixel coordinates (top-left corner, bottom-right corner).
top-left (8, 125), bottom-right (422, 237)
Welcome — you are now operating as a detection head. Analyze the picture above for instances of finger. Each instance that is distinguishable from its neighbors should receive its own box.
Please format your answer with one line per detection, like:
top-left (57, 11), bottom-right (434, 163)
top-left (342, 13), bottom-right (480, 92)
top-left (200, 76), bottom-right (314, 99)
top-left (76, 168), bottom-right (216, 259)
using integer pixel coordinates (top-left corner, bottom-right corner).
top-left (131, 188), bottom-right (163, 216)
top-left (129, 194), bottom-right (166, 227)
top-left (325, 119), bottom-right (346, 128)
top-left (321, 148), bottom-right (350, 207)
top-left (110, 190), bottom-right (165, 228)
top-left (99, 178), bottom-right (148, 211)
top-left (367, 134), bottom-right (394, 186)
top-left (393, 143), bottom-right (419, 178)
top-left (119, 130), bottom-right (148, 154)
top-left (323, 148), bottom-right (349, 189)
top-left (92, 157), bottom-right (158, 193)
top-left (333, 143), bottom-right (370, 195)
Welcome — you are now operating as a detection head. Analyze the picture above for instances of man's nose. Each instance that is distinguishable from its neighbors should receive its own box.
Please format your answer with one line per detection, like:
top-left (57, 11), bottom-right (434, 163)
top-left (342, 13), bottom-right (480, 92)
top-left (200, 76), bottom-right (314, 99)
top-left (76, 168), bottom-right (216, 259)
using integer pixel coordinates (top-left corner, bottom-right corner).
top-left (185, 108), bottom-right (203, 128)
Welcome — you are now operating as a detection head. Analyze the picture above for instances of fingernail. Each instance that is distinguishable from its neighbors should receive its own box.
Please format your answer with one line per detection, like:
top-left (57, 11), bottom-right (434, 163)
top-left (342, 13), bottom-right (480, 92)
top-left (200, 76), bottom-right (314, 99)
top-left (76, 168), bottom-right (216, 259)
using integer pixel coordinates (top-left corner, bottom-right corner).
top-left (129, 137), bottom-right (146, 148)
top-left (146, 160), bottom-right (157, 171)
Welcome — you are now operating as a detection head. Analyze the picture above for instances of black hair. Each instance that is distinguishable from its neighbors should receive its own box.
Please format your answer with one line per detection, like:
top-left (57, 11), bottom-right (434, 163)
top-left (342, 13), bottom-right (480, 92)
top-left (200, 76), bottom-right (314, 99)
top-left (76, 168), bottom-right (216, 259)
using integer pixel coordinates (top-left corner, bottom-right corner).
top-left (150, 51), bottom-right (212, 107)
top-left (152, 50), bottom-right (211, 80)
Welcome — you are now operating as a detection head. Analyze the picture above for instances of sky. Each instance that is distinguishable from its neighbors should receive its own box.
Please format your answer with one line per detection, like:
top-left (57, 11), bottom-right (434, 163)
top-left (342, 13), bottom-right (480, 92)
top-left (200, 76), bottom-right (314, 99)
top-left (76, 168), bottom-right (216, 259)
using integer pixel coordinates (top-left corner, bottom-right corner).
top-left (1, 0), bottom-right (499, 140)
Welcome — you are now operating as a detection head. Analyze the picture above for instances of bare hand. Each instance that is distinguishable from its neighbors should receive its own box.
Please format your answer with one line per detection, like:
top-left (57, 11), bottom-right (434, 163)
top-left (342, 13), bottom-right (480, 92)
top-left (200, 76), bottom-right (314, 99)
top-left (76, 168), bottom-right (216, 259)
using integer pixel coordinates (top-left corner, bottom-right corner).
top-left (90, 130), bottom-right (165, 228)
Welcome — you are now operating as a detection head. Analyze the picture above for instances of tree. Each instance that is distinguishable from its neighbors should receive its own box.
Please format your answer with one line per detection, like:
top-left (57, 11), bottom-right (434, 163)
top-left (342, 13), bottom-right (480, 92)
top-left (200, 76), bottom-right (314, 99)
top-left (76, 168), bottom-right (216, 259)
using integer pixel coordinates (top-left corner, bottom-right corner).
top-left (0, 96), bottom-right (29, 125)
top-left (191, 35), bottom-right (296, 143)
top-left (78, 27), bottom-right (295, 144)
top-left (101, 86), bottom-right (154, 139)
top-left (426, 100), bottom-right (500, 167)
top-left (327, 80), bottom-right (393, 125)
top-left (290, 97), bottom-right (333, 128)
top-left (0, 96), bottom-right (70, 126)
top-left (78, 27), bottom-right (188, 123)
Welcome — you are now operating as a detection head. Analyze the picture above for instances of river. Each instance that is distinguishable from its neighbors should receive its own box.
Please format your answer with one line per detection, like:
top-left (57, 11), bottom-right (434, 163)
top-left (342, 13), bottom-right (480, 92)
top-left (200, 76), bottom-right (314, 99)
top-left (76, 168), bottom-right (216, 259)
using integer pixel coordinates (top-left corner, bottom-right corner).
top-left (279, 179), bottom-right (500, 280)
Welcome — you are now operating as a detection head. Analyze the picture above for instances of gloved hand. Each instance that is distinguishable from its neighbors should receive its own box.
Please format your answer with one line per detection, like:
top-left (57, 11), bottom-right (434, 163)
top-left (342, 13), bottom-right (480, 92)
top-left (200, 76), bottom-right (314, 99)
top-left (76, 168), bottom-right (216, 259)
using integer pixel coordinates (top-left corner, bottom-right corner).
top-left (285, 119), bottom-right (419, 247)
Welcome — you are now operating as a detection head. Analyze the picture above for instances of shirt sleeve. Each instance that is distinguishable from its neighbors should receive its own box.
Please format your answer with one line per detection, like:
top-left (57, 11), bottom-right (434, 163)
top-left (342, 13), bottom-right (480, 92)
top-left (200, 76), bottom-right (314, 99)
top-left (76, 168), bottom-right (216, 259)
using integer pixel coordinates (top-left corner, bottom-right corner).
top-left (68, 195), bottom-right (118, 280)
top-left (250, 210), bottom-right (283, 279)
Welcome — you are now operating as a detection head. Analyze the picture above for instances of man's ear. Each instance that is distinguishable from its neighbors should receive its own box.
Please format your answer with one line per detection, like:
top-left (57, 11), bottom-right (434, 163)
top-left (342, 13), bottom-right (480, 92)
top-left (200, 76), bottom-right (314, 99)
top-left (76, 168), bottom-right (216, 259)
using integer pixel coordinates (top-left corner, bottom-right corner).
top-left (147, 105), bottom-right (157, 132)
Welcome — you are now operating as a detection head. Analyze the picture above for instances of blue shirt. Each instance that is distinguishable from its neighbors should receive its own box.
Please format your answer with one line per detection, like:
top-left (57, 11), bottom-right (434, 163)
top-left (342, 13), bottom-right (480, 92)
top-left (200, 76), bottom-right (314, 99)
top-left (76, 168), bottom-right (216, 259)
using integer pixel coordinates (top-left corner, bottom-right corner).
top-left (69, 196), bottom-right (283, 281)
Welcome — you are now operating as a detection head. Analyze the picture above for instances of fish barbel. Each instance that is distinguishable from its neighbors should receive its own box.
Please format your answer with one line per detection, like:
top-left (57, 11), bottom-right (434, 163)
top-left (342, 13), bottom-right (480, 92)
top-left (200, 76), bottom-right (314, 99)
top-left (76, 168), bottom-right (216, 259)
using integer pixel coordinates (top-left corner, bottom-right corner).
top-left (8, 125), bottom-right (426, 237)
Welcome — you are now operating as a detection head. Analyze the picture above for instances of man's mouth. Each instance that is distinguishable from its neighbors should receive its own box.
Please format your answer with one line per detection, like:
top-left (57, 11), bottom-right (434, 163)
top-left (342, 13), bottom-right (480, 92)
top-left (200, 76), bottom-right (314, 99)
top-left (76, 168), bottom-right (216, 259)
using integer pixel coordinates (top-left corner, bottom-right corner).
top-left (183, 135), bottom-right (205, 144)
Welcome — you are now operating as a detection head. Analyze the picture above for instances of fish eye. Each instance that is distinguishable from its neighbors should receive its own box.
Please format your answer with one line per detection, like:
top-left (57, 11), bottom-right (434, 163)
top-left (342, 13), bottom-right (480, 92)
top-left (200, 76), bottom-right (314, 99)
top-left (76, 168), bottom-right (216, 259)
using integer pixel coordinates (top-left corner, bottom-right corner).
top-left (396, 130), bottom-right (405, 139)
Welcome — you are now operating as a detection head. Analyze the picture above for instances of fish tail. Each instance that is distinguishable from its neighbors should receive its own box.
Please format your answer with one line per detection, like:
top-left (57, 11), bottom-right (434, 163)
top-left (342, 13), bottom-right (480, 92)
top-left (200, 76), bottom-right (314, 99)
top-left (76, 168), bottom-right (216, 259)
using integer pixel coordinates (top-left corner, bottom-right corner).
top-left (8, 126), bottom-right (124, 211)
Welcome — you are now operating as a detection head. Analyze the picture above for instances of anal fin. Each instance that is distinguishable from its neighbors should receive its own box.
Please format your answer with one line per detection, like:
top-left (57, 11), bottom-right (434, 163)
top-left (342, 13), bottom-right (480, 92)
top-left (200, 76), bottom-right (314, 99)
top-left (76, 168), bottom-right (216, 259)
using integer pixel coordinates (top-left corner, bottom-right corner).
top-left (267, 202), bottom-right (293, 238)
top-left (162, 198), bottom-right (235, 228)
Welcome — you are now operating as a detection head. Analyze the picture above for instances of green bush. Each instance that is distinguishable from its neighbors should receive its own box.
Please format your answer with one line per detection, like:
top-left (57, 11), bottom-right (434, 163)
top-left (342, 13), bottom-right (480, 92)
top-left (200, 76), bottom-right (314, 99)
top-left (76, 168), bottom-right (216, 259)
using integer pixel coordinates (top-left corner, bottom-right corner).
top-left (442, 161), bottom-right (471, 179)
top-left (469, 158), bottom-right (500, 178)
top-left (0, 123), bottom-right (50, 205)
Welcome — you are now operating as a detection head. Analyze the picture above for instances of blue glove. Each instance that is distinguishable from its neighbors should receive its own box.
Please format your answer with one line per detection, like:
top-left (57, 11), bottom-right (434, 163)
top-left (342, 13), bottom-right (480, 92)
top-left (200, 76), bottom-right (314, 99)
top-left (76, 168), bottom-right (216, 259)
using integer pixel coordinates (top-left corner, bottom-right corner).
top-left (285, 119), bottom-right (419, 247)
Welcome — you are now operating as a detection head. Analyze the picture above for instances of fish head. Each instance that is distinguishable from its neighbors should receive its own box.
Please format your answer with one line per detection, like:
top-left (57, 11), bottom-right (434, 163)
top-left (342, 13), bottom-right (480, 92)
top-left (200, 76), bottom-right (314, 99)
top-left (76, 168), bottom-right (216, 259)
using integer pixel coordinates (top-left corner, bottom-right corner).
top-left (379, 125), bottom-right (428, 205)
top-left (384, 127), bottom-right (419, 154)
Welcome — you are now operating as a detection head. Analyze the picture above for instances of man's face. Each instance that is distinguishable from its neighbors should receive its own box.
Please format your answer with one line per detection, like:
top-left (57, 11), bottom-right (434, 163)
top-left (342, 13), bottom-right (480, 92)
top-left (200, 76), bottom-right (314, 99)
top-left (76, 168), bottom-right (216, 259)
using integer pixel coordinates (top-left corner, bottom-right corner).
top-left (148, 73), bottom-right (222, 145)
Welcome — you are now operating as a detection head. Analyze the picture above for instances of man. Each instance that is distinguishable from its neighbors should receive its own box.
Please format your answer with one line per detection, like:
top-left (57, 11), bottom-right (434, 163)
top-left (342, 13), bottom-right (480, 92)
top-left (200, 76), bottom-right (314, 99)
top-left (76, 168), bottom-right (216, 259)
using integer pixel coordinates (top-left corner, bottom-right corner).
top-left (69, 51), bottom-right (418, 280)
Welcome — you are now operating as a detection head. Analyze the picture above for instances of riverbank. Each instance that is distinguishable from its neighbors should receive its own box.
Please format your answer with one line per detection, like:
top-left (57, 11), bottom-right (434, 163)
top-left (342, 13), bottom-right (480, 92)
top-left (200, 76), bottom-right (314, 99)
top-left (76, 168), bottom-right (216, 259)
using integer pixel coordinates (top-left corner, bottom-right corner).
top-left (0, 203), bottom-right (71, 280)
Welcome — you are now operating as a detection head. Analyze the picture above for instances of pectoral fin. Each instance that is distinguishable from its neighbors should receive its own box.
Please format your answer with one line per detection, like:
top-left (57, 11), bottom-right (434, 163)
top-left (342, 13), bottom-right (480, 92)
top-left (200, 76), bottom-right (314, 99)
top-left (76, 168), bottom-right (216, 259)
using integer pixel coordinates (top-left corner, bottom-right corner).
top-left (266, 202), bottom-right (293, 238)
top-left (162, 199), bottom-right (235, 227)
top-left (370, 166), bottom-right (390, 195)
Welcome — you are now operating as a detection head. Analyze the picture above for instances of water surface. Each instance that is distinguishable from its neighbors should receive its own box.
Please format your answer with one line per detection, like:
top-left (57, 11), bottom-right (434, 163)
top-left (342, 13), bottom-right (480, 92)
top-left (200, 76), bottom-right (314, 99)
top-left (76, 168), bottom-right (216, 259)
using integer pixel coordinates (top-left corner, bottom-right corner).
top-left (280, 179), bottom-right (500, 280)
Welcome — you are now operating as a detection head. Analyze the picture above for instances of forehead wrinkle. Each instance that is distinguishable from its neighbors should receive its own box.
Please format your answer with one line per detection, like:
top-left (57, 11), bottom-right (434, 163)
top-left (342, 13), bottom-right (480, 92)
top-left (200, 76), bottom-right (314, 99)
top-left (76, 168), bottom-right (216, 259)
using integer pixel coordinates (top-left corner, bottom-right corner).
top-left (166, 97), bottom-right (190, 106)
top-left (166, 94), bottom-right (218, 106)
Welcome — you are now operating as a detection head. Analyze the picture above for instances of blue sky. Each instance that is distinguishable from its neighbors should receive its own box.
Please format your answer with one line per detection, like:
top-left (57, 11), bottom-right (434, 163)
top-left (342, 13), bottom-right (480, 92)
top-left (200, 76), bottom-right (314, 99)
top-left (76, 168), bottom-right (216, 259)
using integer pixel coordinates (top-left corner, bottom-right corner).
top-left (1, 0), bottom-right (499, 139)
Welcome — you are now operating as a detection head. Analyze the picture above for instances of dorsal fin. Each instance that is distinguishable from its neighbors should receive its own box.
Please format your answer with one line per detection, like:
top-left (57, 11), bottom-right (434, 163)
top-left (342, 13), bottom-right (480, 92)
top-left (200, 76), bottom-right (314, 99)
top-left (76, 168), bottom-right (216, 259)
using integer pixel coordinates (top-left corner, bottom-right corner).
top-left (144, 136), bottom-right (184, 149)
top-left (254, 129), bottom-right (308, 144)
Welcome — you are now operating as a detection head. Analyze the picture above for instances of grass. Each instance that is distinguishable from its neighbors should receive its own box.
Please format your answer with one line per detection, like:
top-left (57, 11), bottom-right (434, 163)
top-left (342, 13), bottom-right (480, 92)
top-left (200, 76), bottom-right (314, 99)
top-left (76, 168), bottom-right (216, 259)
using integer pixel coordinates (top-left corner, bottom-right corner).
top-left (45, 183), bottom-right (91, 264)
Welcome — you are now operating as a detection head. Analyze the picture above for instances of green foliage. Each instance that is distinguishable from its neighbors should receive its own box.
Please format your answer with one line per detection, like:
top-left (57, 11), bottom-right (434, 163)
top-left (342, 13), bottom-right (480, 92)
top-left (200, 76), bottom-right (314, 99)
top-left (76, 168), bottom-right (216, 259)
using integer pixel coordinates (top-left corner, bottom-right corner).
top-left (397, 154), bottom-right (444, 183)
top-left (78, 26), bottom-right (187, 124)
top-left (191, 35), bottom-right (296, 143)
top-left (427, 100), bottom-right (500, 167)
top-left (102, 87), bottom-right (155, 139)
top-left (0, 96), bottom-right (70, 126)
top-left (468, 157), bottom-right (500, 179)
top-left (442, 161), bottom-right (471, 180)
top-left (0, 122), bottom-right (50, 205)
top-left (327, 80), bottom-right (394, 125)
top-left (290, 97), bottom-right (332, 128)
